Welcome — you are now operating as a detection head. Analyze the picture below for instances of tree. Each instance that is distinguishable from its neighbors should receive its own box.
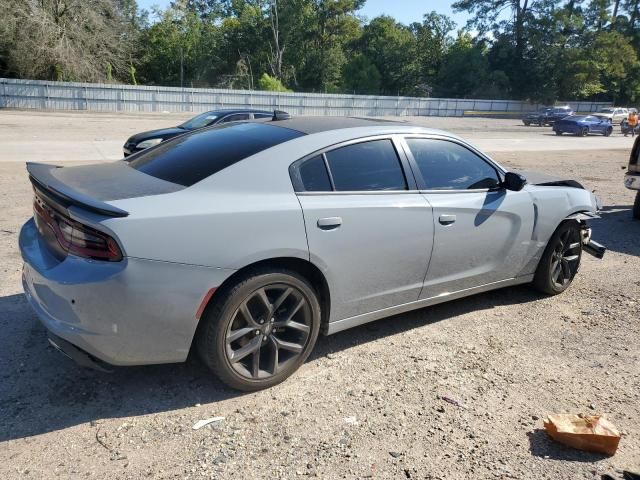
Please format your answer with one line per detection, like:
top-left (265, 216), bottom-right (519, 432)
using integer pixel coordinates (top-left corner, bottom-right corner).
top-left (342, 54), bottom-right (382, 94)
top-left (257, 72), bottom-right (292, 91)
top-left (358, 16), bottom-right (418, 95)
top-left (0, 0), bottom-right (136, 82)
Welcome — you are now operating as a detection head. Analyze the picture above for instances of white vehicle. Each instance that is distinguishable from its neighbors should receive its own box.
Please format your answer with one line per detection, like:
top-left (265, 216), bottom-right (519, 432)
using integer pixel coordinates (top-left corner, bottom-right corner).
top-left (594, 107), bottom-right (628, 124)
top-left (625, 136), bottom-right (640, 219)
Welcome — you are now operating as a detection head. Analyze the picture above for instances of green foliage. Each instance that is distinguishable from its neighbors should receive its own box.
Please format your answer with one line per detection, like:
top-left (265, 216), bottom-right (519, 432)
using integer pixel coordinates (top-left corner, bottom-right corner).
top-left (342, 54), bottom-right (382, 94)
top-left (257, 73), bottom-right (293, 91)
top-left (1, 0), bottom-right (639, 103)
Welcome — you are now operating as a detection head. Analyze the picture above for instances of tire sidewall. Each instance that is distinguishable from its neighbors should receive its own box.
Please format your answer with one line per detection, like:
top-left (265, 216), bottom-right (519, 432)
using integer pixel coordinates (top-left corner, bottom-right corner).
top-left (534, 222), bottom-right (583, 295)
top-left (201, 270), bottom-right (321, 391)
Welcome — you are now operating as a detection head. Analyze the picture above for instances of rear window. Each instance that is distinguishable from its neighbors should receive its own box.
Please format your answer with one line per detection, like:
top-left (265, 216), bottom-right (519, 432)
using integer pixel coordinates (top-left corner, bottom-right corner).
top-left (128, 123), bottom-right (304, 186)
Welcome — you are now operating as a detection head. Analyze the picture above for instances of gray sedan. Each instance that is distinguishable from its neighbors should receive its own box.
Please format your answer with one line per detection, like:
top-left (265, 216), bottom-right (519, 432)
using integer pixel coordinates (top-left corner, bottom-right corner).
top-left (20, 117), bottom-right (605, 390)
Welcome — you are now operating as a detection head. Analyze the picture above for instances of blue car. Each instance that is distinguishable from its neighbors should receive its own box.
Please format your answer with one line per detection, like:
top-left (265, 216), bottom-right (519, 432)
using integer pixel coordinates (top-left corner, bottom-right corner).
top-left (553, 115), bottom-right (614, 137)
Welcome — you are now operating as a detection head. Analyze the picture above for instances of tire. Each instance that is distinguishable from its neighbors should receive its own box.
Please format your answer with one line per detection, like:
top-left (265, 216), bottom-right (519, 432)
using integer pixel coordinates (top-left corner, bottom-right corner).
top-left (533, 221), bottom-right (583, 295)
top-left (197, 268), bottom-right (321, 391)
top-left (523, 121), bottom-right (530, 126)
top-left (604, 127), bottom-right (612, 137)
top-left (555, 130), bottom-right (562, 136)
top-left (634, 191), bottom-right (640, 220)
top-left (580, 127), bottom-right (588, 137)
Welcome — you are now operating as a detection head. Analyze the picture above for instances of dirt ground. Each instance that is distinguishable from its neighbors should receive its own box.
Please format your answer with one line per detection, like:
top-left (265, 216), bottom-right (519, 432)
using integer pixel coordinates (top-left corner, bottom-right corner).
top-left (0, 111), bottom-right (639, 480)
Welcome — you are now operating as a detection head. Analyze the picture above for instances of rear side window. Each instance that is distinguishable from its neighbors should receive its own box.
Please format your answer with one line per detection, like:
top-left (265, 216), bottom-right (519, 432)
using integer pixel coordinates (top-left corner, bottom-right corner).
top-left (128, 123), bottom-right (304, 186)
top-left (299, 155), bottom-right (332, 191)
top-left (324, 140), bottom-right (406, 191)
top-left (406, 138), bottom-right (500, 190)
top-left (253, 113), bottom-right (273, 119)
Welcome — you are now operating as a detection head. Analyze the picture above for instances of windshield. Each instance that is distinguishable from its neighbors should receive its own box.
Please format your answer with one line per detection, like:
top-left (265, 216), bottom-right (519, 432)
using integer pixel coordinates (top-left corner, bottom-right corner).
top-left (599, 108), bottom-right (614, 114)
top-left (179, 112), bottom-right (220, 130)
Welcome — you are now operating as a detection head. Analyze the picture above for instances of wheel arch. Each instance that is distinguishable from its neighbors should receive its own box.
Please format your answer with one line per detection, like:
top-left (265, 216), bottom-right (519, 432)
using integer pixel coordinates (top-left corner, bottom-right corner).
top-left (192, 257), bottom-right (332, 352)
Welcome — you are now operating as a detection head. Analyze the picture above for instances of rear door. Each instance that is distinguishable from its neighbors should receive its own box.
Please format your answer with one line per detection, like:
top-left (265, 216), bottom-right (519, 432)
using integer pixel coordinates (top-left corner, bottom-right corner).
top-left (402, 137), bottom-right (535, 298)
top-left (292, 137), bottom-right (434, 321)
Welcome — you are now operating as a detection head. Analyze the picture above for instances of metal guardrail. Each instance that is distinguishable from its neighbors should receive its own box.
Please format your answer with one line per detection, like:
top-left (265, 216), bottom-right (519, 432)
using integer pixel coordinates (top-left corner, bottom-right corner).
top-left (0, 78), bottom-right (611, 117)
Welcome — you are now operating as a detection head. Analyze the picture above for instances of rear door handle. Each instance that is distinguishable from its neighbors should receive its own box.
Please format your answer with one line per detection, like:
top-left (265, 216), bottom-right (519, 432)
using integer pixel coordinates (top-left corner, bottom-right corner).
top-left (439, 214), bottom-right (456, 225)
top-left (317, 217), bottom-right (342, 230)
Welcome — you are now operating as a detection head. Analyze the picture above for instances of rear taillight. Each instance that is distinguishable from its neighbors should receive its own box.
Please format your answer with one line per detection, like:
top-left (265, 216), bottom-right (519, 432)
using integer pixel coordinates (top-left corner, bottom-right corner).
top-left (33, 196), bottom-right (123, 261)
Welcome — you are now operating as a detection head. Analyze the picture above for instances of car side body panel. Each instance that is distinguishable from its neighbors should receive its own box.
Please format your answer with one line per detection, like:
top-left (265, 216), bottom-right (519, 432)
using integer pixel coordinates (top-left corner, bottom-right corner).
top-left (19, 123), bottom-right (602, 368)
top-left (299, 191), bottom-right (434, 321)
top-left (20, 218), bottom-right (236, 365)
top-left (420, 188), bottom-right (535, 297)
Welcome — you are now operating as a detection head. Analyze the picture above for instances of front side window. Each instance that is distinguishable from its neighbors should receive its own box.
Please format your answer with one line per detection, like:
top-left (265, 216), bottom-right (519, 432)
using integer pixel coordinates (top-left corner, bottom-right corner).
top-left (221, 113), bottom-right (251, 123)
top-left (406, 138), bottom-right (500, 190)
top-left (179, 112), bottom-right (219, 130)
top-left (323, 140), bottom-right (407, 191)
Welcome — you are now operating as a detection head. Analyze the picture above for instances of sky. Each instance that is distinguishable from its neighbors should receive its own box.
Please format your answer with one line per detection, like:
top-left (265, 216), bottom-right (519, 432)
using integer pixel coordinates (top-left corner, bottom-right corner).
top-left (136, 0), bottom-right (473, 29)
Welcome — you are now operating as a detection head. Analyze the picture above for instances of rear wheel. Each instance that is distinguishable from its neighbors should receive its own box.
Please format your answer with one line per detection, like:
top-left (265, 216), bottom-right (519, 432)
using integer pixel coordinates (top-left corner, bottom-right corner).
top-left (634, 192), bottom-right (640, 220)
top-left (604, 127), bottom-right (612, 137)
top-left (197, 269), bottom-right (321, 391)
top-left (555, 130), bottom-right (562, 136)
top-left (533, 222), bottom-right (583, 295)
top-left (524, 121), bottom-right (531, 126)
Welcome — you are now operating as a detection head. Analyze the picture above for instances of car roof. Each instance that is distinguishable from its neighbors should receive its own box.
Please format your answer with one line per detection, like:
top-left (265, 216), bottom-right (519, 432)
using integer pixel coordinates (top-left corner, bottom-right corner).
top-left (205, 108), bottom-right (274, 115)
top-left (266, 116), bottom-right (414, 134)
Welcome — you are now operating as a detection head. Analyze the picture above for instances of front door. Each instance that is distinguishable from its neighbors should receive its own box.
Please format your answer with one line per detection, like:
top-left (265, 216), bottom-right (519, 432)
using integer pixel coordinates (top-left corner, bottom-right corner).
top-left (293, 138), bottom-right (434, 321)
top-left (402, 137), bottom-right (535, 298)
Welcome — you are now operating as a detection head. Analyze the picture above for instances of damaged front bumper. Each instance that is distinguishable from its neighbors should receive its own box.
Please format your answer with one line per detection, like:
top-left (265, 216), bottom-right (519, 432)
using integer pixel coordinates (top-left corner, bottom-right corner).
top-left (580, 227), bottom-right (606, 259)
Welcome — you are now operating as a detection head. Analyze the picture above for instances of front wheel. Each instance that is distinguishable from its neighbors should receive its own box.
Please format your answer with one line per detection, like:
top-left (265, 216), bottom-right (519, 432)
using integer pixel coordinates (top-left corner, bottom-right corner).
top-left (197, 269), bottom-right (321, 391)
top-left (604, 127), bottom-right (612, 137)
top-left (533, 222), bottom-right (583, 295)
top-left (634, 191), bottom-right (640, 220)
top-left (580, 127), bottom-right (589, 137)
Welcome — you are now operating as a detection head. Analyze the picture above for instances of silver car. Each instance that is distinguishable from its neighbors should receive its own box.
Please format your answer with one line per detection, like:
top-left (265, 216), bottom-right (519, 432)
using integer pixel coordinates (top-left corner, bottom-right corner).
top-left (20, 117), bottom-right (605, 390)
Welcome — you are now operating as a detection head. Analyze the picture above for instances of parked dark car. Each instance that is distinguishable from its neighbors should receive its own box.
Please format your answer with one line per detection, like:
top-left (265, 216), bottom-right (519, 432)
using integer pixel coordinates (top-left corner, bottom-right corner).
top-left (522, 106), bottom-right (574, 126)
top-left (553, 115), bottom-right (614, 136)
top-left (123, 109), bottom-right (278, 157)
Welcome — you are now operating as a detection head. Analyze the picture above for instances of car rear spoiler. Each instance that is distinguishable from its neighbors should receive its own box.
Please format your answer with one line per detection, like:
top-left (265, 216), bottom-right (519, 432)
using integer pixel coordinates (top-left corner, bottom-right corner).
top-left (26, 162), bottom-right (129, 218)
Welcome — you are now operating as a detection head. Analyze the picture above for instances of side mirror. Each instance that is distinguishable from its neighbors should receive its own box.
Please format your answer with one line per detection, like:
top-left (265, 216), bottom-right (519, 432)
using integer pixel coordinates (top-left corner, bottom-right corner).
top-left (503, 172), bottom-right (527, 191)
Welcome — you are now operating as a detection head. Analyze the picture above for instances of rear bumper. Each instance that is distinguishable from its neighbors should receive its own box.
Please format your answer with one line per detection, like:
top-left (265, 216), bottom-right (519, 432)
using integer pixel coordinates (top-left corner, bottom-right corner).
top-left (625, 173), bottom-right (640, 191)
top-left (20, 218), bottom-right (235, 366)
top-left (47, 333), bottom-right (113, 372)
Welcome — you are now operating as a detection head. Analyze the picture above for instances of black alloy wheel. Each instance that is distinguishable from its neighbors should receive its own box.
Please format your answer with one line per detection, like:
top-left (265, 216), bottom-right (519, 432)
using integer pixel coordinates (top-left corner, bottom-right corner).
top-left (224, 283), bottom-right (313, 380)
top-left (197, 269), bottom-right (320, 391)
top-left (534, 222), bottom-right (583, 295)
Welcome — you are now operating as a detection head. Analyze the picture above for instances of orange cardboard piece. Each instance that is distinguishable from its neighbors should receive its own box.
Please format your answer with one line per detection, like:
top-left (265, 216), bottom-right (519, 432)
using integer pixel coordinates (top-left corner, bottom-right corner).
top-left (544, 414), bottom-right (621, 456)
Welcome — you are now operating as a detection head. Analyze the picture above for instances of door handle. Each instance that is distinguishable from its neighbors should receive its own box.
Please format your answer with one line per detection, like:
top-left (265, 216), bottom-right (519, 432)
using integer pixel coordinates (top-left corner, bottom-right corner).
top-left (317, 217), bottom-right (342, 230)
top-left (439, 214), bottom-right (456, 225)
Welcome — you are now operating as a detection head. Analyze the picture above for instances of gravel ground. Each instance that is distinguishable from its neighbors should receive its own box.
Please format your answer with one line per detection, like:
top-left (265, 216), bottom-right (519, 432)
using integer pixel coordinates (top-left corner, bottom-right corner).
top-left (0, 112), bottom-right (639, 479)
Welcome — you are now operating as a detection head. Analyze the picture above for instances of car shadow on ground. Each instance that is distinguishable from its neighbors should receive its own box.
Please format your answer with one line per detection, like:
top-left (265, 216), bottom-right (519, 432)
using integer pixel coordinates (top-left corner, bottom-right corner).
top-left (590, 205), bottom-right (640, 257)
top-left (527, 430), bottom-right (610, 462)
top-left (0, 284), bottom-right (542, 443)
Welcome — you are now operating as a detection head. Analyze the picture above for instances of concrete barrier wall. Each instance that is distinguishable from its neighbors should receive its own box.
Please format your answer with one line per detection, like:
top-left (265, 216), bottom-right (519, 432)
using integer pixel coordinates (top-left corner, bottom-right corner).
top-left (0, 78), bottom-right (611, 116)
